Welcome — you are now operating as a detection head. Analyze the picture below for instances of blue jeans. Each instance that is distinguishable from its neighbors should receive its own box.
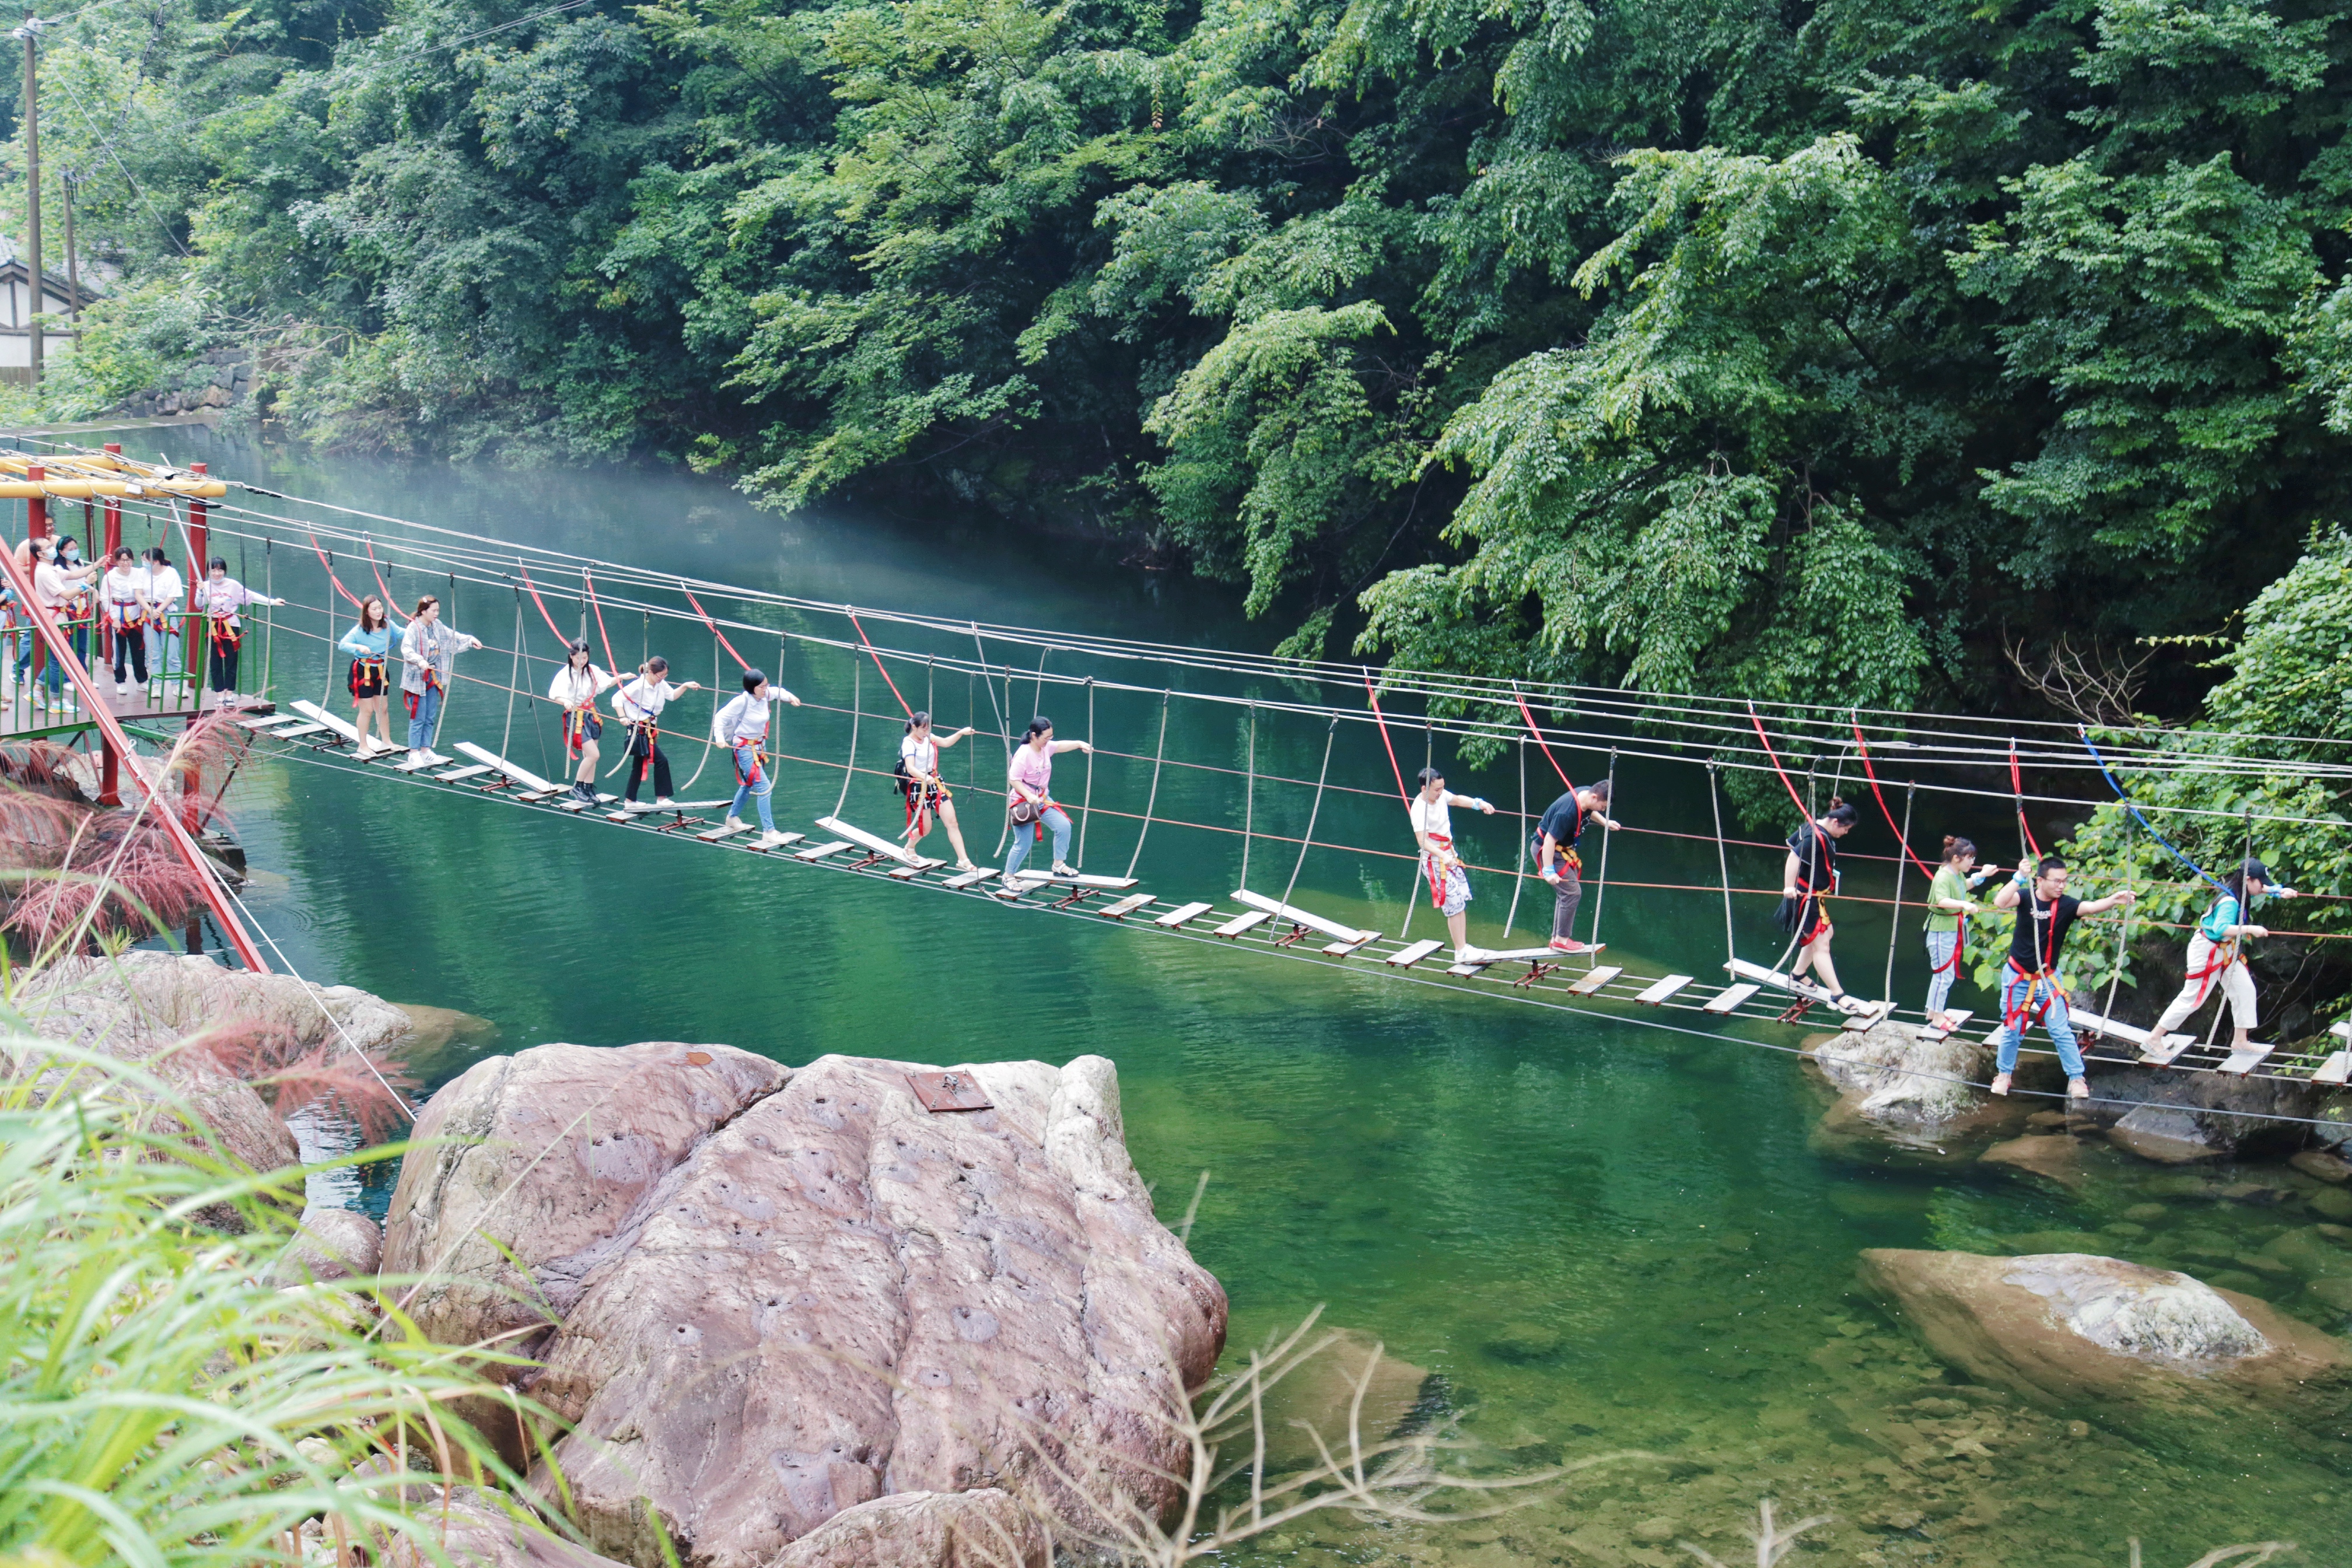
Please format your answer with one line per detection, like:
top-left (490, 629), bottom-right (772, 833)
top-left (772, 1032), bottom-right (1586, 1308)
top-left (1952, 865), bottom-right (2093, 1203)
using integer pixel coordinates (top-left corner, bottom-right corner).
top-left (1924, 930), bottom-right (1960, 1017)
top-left (147, 625), bottom-right (183, 677)
top-left (730, 744), bottom-right (774, 831)
top-left (1003, 805), bottom-right (1072, 876)
top-left (405, 685), bottom-right (442, 751)
top-left (1992, 970), bottom-right (2084, 1079)
top-left (15, 636), bottom-right (61, 695)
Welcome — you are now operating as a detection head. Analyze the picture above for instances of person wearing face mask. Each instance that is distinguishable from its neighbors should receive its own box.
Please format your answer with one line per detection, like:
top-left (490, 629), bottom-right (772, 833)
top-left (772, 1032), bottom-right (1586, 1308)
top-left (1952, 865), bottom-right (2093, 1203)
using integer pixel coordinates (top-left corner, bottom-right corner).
top-left (139, 548), bottom-right (184, 686)
top-left (191, 556), bottom-right (285, 709)
top-left (53, 536), bottom-right (96, 687)
top-left (2145, 858), bottom-right (2297, 1062)
top-left (18, 536), bottom-right (97, 708)
top-left (99, 547), bottom-right (152, 694)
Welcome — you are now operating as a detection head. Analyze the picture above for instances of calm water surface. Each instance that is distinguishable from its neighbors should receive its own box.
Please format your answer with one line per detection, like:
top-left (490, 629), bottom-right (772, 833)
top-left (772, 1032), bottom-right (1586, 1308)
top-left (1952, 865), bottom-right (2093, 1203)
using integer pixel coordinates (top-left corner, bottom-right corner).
top-left (108, 432), bottom-right (2352, 1565)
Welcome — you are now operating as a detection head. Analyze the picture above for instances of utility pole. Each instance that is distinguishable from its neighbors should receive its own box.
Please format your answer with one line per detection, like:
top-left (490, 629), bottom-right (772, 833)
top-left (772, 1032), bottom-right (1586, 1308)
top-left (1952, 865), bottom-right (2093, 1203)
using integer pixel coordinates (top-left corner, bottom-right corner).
top-left (19, 11), bottom-right (39, 386)
top-left (61, 165), bottom-right (75, 323)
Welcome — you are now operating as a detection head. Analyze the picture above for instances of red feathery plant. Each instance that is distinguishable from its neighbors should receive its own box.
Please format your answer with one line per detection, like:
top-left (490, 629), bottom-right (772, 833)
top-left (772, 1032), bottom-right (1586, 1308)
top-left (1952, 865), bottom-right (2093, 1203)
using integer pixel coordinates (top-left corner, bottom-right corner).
top-left (197, 1018), bottom-right (418, 1144)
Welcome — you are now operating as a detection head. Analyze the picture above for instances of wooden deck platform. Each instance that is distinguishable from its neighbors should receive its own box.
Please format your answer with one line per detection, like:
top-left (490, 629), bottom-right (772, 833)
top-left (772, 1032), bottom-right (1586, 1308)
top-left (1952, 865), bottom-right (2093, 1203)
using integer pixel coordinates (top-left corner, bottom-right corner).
top-left (1, 676), bottom-right (210, 740)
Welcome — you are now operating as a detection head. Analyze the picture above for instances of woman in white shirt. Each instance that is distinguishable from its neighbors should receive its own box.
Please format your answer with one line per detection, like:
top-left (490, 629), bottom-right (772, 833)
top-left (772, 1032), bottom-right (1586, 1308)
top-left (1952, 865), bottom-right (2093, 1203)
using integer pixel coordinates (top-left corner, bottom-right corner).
top-left (1409, 765), bottom-right (1497, 960)
top-left (99, 547), bottom-right (152, 693)
top-left (612, 654), bottom-right (701, 805)
top-left (897, 710), bottom-right (979, 869)
top-left (547, 638), bottom-right (619, 804)
top-left (23, 536), bottom-right (97, 707)
top-left (139, 548), bottom-right (184, 682)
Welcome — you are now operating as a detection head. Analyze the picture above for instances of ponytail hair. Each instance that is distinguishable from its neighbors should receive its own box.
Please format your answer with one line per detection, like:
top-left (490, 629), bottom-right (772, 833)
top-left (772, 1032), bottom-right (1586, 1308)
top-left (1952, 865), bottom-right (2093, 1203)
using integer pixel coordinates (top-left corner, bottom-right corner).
top-left (1024, 716), bottom-right (1054, 742)
top-left (2224, 858), bottom-right (2272, 904)
top-left (1943, 835), bottom-right (1976, 864)
top-left (907, 709), bottom-right (931, 734)
top-left (1822, 799), bottom-right (1858, 827)
top-left (645, 655), bottom-right (668, 677)
top-left (565, 637), bottom-right (592, 663)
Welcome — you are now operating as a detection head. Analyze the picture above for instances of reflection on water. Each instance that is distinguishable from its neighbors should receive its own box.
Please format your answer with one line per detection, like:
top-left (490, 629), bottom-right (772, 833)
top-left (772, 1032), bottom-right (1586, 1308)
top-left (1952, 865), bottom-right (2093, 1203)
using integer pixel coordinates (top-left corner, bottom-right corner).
top-left (113, 430), bottom-right (2347, 1564)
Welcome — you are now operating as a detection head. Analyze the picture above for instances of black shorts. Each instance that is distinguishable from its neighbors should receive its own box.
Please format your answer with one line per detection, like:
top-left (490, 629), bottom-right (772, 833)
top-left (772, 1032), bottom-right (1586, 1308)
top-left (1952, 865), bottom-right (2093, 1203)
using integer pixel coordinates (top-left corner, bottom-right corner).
top-left (349, 660), bottom-right (387, 699)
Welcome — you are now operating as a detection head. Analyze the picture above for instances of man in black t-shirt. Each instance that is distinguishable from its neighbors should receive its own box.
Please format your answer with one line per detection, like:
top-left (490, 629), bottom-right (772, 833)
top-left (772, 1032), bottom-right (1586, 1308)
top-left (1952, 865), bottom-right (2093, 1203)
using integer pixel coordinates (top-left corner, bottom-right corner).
top-left (1987, 855), bottom-right (2137, 1100)
top-left (1535, 779), bottom-right (1621, 954)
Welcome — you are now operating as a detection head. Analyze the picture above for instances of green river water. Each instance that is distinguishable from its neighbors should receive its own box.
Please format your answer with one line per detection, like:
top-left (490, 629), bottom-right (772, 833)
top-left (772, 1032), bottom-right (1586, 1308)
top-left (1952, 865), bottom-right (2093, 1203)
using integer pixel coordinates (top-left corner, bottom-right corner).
top-left (104, 432), bottom-right (2352, 1566)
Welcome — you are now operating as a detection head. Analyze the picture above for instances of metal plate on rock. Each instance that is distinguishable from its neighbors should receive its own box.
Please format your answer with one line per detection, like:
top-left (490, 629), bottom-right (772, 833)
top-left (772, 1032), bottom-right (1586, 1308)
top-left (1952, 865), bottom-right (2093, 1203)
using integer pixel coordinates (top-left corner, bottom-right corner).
top-left (905, 1070), bottom-right (993, 1113)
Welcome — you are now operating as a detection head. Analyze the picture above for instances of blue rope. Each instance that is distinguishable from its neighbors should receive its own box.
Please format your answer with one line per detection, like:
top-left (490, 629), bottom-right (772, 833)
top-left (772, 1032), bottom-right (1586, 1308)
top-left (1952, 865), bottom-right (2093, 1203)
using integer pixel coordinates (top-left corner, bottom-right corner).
top-left (2077, 725), bottom-right (2233, 898)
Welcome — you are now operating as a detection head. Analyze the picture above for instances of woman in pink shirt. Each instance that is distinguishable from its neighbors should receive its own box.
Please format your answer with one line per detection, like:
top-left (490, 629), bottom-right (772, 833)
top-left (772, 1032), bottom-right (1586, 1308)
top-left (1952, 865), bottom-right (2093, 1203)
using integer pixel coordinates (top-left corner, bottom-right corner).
top-left (1002, 715), bottom-right (1092, 881)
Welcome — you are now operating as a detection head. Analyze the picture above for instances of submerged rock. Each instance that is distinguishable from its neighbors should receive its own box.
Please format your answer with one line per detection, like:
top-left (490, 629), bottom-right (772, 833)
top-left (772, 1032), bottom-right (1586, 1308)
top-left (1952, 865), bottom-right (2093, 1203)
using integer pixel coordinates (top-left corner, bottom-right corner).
top-left (384, 1046), bottom-right (1227, 1568)
top-left (1980, 1134), bottom-right (2087, 1192)
top-left (1860, 1249), bottom-right (2348, 1415)
top-left (2292, 1149), bottom-right (2352, 1184)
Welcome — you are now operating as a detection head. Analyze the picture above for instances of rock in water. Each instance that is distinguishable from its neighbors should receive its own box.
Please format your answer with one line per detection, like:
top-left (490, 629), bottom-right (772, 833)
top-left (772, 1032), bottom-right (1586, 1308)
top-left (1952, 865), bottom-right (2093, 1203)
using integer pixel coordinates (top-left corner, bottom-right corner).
top-left (1979, 1134), bottom-right (2087, 1192)
top-left (381, 1041), bottom-right (790, 1356)
top-left (1810, 1021), bottom-right (1987, 1129)
top-left (2106, 1104), bottom-right (2218, 1164)
top-left (1860, 1250), bottom-right (2348, 1416)
top-left (384, 1048), bottom-right (1228, 1568)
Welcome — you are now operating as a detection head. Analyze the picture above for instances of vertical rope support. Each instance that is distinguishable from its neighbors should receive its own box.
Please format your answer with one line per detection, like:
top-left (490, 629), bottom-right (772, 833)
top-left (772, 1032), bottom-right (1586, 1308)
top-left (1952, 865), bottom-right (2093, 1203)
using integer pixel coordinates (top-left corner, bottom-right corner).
top-left (1882, 780), bottom-right (1915, 1002)
top-left (260, 538), bottom-right (274, 701)
top-left (1124, 690), bottom-right (1171, 881)
top-left (1503, 734), bottom-right (1528, 940)
top-left (319, 552), bottom-right (337, 711)
top-left (429, 568), bottom-right (457, 753)
top-left (1587, 746), bottom-right (1619, 956)
top-left (676, 634), bottom-right (720, 794)
top-left (2104, 896), bottom-right (2132, 1024)
top-left (1273, 716), bottom-right (1339, 939)
top-left (500, 591), bottom-right (523, 761)
top-left (832, 656), bottom-right (862, 818)
top-left (974, 625), bottom-right (1012, 856)
top-left (1076, 677), bottom-right (1096, 868)
top-left (1710, 763), bottom-right (1736, 967)
top-left (1239, 705), bottom-right (1257, 891)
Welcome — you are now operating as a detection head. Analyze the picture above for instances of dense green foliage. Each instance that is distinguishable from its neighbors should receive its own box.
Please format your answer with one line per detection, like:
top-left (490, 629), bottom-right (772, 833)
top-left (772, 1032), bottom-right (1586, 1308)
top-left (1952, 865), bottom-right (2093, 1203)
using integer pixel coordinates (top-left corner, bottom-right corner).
top-left (14, 0), bottom-right (2352, 705)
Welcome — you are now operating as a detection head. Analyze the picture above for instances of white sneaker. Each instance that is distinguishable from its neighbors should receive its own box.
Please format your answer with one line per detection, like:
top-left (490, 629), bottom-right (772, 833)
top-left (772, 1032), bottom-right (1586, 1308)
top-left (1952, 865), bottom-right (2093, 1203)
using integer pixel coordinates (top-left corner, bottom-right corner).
top-left (724, 816), bottom-right (746, 832)
top-left (654, 796), bottom-right (675, 807)
top-left (407, 749), bottom-right (426, 766)
top-left (757, 830), bottom-right (789, 849)
top-left (114, 681), bottom-right (129, 695)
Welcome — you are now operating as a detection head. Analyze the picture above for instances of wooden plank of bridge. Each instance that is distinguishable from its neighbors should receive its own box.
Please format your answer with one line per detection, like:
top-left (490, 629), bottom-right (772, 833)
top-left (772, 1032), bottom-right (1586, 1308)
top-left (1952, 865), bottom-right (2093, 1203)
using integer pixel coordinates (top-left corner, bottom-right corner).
top-left (2314, 1050), bottom-right (2352, 1086)
top-left (1153, 901), bottom-right (1213, 929)
top-left (431, 764), bottom-right (494, 782)
top-left (1098, 893), bottom-right (1154, 920)
top-left (2138, 1032), bottom-right (2197, 1067)
top-left (1385, 939), bottom-right (1443, 968)
top-left (942, 867), bottom-right (998, 890)
top-left (1214, 911), bottom-right (1271, 939)
top-left (1567, 965), bottom-right (1623, 996)
top-left (1703, 983), bottom-right (1760, 1015)
top-left (455, 741), bottom-right (561, 796)
top-left (816, 814), bottom-right (921, 866)
top-left (1636, 975), bottom-right (1693, 1005)
top-left (793, 840), bottom-right (849, 861)
top-left (267, 722), bottom-right (331, 740)
top-left (1321, 935), bottom-right (1377, 956)
top-left (1229, 889), bottom-right (1377, 946)
top-left (696, 822), bottom-right (752, 842)
top-left (2218, 1042), bottom-right (2275, 1077)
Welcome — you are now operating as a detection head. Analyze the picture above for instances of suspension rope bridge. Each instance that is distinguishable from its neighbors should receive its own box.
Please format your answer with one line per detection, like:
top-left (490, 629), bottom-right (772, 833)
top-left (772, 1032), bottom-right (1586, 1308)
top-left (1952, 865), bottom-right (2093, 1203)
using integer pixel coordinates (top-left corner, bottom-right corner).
top-left (5, 439), bottom-right (2350, 1124)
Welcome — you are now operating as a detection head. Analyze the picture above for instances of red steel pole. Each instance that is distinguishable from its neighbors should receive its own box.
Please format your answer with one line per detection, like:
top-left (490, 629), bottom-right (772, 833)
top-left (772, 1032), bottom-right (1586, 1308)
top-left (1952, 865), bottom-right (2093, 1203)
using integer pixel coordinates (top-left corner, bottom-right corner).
top-left (0, 540), bottom-right (267, 972)
top-left (26, 462), bottom-right (45, 538)
top-left (184, 464), bottom-right (208, 705)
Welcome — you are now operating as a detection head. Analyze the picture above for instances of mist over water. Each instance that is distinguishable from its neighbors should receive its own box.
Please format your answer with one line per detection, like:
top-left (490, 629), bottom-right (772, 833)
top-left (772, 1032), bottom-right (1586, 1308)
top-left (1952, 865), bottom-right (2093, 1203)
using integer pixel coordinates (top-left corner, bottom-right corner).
top-left (112, 430), bottom-right (2351, 1564)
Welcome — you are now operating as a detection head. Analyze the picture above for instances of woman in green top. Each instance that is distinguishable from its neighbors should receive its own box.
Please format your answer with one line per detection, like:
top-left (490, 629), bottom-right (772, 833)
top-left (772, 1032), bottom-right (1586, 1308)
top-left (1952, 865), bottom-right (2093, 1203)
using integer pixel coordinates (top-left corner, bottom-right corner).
top-left (1924, 836), bottom-right (1994, 1032)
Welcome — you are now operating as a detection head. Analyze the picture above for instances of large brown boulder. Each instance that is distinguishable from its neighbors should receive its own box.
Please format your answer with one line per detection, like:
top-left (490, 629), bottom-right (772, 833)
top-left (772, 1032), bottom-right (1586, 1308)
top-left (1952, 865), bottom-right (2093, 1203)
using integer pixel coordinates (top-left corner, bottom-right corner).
top-left (381, 1041), bottom-right (791, 1356)
top-left (1860, 1249), bottom-right (2348, 1419)
top-left (484, 1052), bottom-right (1227, 1568)
top-left (766, 1490), bottom-right (1044, 1568)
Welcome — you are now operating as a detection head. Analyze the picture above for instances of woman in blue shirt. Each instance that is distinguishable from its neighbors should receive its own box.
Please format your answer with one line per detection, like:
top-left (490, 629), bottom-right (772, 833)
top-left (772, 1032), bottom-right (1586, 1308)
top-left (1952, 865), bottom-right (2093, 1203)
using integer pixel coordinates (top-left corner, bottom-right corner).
top-left (2147, 858), bottom-right (2294, 1056)
top-left (338, 596), bottom-right (400, 753)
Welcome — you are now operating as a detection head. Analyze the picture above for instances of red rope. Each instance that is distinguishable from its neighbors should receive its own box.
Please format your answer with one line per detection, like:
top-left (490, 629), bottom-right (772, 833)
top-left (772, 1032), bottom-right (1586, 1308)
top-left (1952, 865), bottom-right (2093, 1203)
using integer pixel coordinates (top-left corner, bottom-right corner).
top-left (1514, 685), bottom-right (1576, 792)
top-left (684, 587), bottom-right (752, 671)
top-left (583, 569), bottom-right (618, 673)
top-left (1745, 701), bottom-right (1816, 821)
top-left (848, 609), bottom-right (913, 718)
top-left (517, 566), bottom-right (569, 646)
top-left (360, 538), bottom-right (408, 625)
top-left (1363, 668), bottom-right (1437, 907)
top-left (1850, 716), bottom-right (1936, 877)
top-left (2009, 739), bottom-right (2044, 860)
top-left (305, 531), bottom-right (365, 610)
